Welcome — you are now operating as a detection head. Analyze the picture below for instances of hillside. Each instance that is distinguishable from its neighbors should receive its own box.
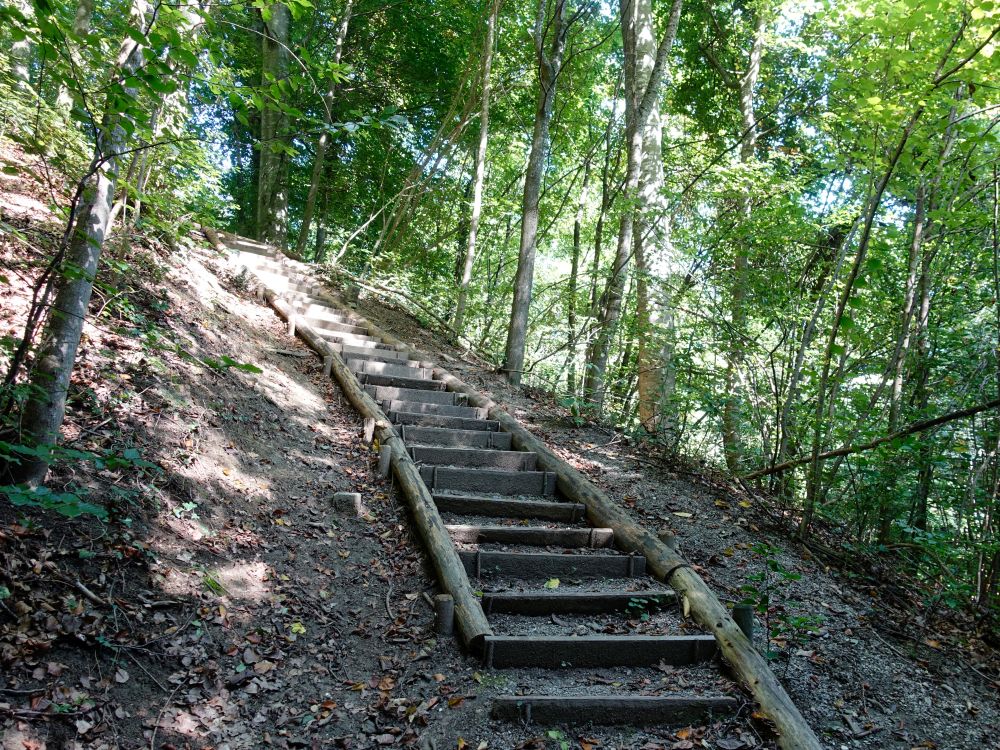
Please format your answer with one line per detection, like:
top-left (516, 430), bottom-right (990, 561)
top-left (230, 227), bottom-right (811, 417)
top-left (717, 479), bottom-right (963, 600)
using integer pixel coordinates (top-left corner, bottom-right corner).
top-left (1, 144), bottom-right (997, 748)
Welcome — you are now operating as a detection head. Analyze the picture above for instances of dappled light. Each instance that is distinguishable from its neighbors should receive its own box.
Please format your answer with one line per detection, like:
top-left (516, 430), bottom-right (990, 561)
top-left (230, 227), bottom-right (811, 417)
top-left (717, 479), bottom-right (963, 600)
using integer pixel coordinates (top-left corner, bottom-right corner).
top-left (2, 0), bottom-right (1000, 747)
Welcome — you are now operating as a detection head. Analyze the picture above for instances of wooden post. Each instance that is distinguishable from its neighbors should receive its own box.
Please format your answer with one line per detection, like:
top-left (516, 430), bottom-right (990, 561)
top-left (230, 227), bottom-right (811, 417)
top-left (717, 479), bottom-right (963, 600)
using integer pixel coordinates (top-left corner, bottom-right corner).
top-left (431, 369), bottom-right (823, 750)
top-left (434, 594), bottom-right (455, 636)
top-left (657, 530), bottom-right (678, 551)
top-left (732, 604), bottom-right (754, 642)
top-left (323, 355), bottom-right (334, 377)
top-left (378, 442), bottom-right (393, 478)
top-left (287, 314), bottom-right (296, 337)
top-left (363, 417), bottom-right (376, 444)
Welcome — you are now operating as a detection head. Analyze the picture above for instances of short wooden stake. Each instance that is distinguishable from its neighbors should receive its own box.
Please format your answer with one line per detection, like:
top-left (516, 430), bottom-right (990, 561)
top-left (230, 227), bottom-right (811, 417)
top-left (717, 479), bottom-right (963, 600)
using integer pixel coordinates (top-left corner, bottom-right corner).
top-left (255, 285), bottom-right (265, 302)
top-left (287, 314), bottom-right (296, 337)
top-left (323, 355), bottom-right (334, 377)
top-left (434, 594), bottom-right (454, 636)
top-left (332, 492), bottom-right (362, 518)
top-left (732, 603), bottom-right (754, 642)
top-left (363, 417), bottom-right (376, 444)
top-left (378, 442), bottom-right (393, 478)
top-left (657, 531), bottom-right (678, 551)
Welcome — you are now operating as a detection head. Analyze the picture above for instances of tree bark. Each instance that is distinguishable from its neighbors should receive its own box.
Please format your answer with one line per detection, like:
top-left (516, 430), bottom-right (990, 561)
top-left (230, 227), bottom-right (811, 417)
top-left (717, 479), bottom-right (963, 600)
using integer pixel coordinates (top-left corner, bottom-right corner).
top-left (55, 0), bottom-right (96, 113)
top-left (453, 0), bottom-right (499, 336)
top-left (585, 0), bottom-right (683, 414)
top-left (721, 9), bottom-right (765, 473)
top-left (502, 0), bottom-right (570, 384)
top-left (566, 160), bottom-right (591, 394)
top-left (13, 0), bottom-right (148, 484)
top-left (256, 2), bottom-right (292, 248)
top-left (295, 0), bottom-right (353, 257)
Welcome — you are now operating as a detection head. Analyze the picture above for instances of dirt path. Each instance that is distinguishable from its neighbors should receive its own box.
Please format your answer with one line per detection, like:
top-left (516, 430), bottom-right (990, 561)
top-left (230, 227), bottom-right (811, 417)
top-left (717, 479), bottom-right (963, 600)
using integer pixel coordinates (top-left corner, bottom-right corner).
top-left (353, 292), bottom-right (1000, 750)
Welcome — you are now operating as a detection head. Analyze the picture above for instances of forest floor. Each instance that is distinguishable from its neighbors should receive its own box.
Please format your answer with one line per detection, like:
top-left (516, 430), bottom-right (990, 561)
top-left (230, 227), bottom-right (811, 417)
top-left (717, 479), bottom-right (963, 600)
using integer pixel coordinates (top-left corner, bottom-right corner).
top-left (0, 141), bottom-right (997, 749)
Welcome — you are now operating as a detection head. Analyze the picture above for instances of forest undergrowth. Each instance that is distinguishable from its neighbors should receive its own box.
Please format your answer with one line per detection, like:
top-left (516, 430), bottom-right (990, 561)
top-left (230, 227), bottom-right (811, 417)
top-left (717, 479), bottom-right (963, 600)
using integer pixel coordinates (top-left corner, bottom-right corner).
top-left (0, 139), bottom-right (995, 748)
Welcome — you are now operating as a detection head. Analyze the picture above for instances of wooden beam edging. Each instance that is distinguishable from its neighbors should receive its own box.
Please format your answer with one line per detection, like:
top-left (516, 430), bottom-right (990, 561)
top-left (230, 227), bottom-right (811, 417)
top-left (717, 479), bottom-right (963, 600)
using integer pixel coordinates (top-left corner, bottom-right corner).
top-left (429, 372), bottom-right (822, 750)
top-left (202, 229), bottom-right (819, 746)
top-left (201, 229), bottom-right (492, 650)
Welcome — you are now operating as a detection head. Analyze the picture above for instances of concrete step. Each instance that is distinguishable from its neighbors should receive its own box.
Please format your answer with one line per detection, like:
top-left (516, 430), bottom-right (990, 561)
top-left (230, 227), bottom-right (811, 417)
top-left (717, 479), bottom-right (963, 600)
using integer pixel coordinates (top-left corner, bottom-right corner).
top-left (367, 374), bottom-right (447, 391)
top-left (366, 386), bottom-right (457, 406)
top-left (385, 400), bottom-right (482, 419)
top-left (393, 411), bottom-right (497, 430)
top-left (446, 525), bottom-right (613, 548)
top-left (399, 425), bottom-right (512, 449)
top-left (349, 360), bottom-right (433, 380)
top-left (460, 550), bottom-right (645, 579)
top-left (491, 695), bottom-right (736, 726)
top-left (482, 634), bottom-right (718, 668)
top-left (480, 590), bottom-right (675, 616)
top-left (411, 446), bottom-right (536, 471)
top-left (433, 493), bottom-right (584, 521)
top-left (420, 466), bottom-right (556, 496)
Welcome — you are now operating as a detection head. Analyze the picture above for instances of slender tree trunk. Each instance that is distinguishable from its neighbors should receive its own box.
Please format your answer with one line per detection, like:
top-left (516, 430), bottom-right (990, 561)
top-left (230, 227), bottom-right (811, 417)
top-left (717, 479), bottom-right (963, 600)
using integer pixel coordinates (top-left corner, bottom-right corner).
top-left (13, 0), bottom-right (148, 484)
top-left (585, 0), bottom-right (683, 414)
top-left (295, 0), bottom-right (353, 257)
top-left (722, 10), bottom-right (765, 472)
top-left (502, 0), bottom-right (569, 384)
top-left (567, 160), bottom-right (591, 394)
top-left (10, 0), bottom-right (33, 91)
top-left (55, 0), bottom-right (96, 113)
top-left (256, 2), bottom-right (291, 247)
top-left (453, 0), bottom-right (499, 335)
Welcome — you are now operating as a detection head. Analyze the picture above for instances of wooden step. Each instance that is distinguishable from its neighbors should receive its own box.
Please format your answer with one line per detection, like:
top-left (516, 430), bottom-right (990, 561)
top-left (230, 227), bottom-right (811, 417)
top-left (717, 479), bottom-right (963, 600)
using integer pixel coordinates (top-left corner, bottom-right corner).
top-left (411, 446), bottom-right (536, 471)
top-left (366, 386), bottom-right (458, 406)
top-left (446, 524), bottom-right (612, 548)
top-left (365, 374), bottom-right (446, 391)
top-left (386, 400), bottom-right (481, 419)
top-left (482, 634), bottom-right (718, 668)
top-left (393, 411), bottom-right (497, 430)
top-left (400, 425), bottom-right (512, 449)
top-left (420, 466), bottom-right (556, 496)
top-left (310, 319), bottom-right (369, 336)
top-left (460, 550), bottom-right (645, 579)
top-left (433, 493), bottom-right (584, 521)
top-left (480, 589), bottom-right (675, 615)
top-left (491, 695), bottom-right (737, 726)
top-left (338, 343), bottom-right (409, 360)
top-left (349, 360), bottom-right (433, 380)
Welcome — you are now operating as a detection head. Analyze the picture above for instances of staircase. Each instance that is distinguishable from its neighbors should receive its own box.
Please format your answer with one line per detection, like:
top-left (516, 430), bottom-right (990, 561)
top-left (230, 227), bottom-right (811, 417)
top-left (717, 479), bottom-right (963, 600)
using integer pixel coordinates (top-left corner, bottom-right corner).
top-left (214, 231), bottom-right (741, 729)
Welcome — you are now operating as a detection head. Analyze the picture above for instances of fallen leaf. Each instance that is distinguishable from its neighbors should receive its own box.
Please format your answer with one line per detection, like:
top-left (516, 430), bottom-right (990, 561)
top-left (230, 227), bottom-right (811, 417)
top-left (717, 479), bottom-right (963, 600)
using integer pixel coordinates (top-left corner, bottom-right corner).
top-left (253, 659), bottom-right (275, 674)
top-left (544, 578), bottom-right (560, 589)
top-left (290, 621), bottom-right (306, 635)
top-left (672, 512), bottom-right (693, 518)
top-left (114, 668), bottom-right (129, 684)
top-left (448, 696), bottom-right (465, 708)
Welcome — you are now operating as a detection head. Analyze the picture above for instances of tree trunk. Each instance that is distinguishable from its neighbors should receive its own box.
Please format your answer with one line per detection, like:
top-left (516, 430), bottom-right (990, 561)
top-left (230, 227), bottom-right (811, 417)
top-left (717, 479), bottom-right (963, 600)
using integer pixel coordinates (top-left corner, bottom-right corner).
top-left (55, 0), bottom-right (96, 113)
top-left (502, 0), bottom-right (569, 385)
top-left (10, 0), bottom-right (33, 91)
top-left (13, 0), bottom-right (148, 484)
top-left (295, 0), bottom-right (353, 257)
top-left (585, 0), bottom-right (683, 414)
top-left (256, 2), bottom-right (291, 248)
top-left (453, 0), bottom-right (499, 336)
top-left (566, 160), bottom-right (591, 394)
top-left (721, 9), bottom-right (765, 473)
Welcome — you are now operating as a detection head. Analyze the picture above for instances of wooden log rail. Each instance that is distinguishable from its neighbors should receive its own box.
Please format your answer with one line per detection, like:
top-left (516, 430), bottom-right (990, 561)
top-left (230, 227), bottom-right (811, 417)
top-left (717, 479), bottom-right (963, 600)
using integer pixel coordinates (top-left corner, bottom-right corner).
top-left (202, 228), bottom-right (492, 649)
top-left (322, 323), bottom-right (823, 750)
top-left (203, 228), bottom-right (820, 749)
